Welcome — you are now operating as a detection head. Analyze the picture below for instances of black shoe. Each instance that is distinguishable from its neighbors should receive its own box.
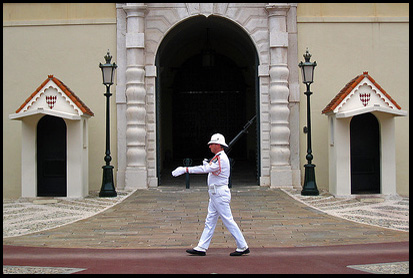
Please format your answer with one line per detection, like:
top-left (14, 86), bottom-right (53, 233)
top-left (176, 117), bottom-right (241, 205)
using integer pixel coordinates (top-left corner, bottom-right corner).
top-left (230, 248), bottom-right (250, 256)
top-left (186, 249), bottom-right (206, 256)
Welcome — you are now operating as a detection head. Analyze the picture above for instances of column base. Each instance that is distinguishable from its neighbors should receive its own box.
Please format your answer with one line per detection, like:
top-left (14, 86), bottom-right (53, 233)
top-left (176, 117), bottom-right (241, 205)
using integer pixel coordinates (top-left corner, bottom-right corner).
top-left (125, 168), bottom-right (147, 190)
top-left (270, 167), bottom-right (293, 188)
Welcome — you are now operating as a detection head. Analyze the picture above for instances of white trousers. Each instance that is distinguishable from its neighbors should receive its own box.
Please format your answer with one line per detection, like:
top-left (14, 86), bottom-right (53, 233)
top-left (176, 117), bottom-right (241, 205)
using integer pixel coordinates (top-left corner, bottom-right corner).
top-left (197, 186), bottom-right (248, 250)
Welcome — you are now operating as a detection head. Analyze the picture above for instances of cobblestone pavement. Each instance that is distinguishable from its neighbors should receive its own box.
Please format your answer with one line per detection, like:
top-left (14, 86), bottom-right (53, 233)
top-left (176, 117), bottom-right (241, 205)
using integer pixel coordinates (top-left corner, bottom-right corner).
top-left (3, 187), bottom-right (408, 239)
top-left (3, 190), bottom-right (133, 239)
top-left (282, 188), bottom-right (409, 232)
top-left (3, 186), bottom-right (409, 274)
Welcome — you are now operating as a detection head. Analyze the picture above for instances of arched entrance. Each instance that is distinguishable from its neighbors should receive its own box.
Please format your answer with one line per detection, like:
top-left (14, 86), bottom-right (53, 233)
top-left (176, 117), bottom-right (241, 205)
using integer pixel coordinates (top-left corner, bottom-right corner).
top-left (37, 115), bottom-right (67, 196)
top-left (350, 113), bottom-right (380, 194)
top-left (156, 15), bottom-right (259, 186)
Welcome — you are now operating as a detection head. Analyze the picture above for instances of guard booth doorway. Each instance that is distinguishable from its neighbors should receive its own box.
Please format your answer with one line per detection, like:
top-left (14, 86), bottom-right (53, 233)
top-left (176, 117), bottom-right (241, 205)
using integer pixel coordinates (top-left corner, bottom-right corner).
top-left (156, 15), bottom-right (259, 186)
top-left (350, 113), bottom-right (380, 194)
top-left (37, 115), bottom-right (67, 196)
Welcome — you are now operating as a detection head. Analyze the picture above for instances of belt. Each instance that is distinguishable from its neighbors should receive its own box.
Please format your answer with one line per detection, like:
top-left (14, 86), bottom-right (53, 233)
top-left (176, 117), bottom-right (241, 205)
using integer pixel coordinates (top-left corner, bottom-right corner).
top-left (208, 184), bottom-right (228, 194)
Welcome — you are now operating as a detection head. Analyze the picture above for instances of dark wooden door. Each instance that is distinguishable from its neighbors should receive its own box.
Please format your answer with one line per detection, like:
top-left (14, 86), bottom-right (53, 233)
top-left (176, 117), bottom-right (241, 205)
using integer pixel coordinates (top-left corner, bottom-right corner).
top-left (37, 115), bottom-right (67, 197)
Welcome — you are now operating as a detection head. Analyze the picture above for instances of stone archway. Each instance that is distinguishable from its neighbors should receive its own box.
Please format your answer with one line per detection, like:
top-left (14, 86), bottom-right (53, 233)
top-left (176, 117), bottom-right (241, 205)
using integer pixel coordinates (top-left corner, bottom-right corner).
top-left (155, 15), bottom-right (259, 186)
top-left (116, 3), bottom-right (300, 190)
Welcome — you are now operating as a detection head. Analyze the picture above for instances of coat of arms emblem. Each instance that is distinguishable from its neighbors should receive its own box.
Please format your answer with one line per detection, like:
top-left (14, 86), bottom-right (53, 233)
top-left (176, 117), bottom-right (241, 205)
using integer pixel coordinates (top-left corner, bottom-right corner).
top-left (359, 92), bottom-right (370, 107)
top-left (46, 96), bottom-right (57, 109)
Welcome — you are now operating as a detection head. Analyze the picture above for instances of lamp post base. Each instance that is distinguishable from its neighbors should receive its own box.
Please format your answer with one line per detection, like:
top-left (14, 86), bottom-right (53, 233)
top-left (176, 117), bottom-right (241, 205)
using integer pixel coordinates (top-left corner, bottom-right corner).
top-left (99, 165), bottom-right (117, 197)
top-left (301, 163), bottom-right (319, 196)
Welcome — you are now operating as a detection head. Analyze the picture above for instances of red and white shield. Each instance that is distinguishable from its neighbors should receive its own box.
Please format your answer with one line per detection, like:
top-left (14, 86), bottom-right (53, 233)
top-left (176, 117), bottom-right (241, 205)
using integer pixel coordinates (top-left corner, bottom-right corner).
top-left (46, 96), bottom-right (57, 109)
top-left (359, 92), bottom-right (370, 107)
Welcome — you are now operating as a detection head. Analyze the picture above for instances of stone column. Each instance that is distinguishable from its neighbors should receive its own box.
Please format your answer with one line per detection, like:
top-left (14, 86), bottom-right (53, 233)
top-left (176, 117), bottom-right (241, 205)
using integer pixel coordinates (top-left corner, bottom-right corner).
top-left (123, 3), bottom-right (147, 189)
top-left (266, 4), bottom-right (293, 188)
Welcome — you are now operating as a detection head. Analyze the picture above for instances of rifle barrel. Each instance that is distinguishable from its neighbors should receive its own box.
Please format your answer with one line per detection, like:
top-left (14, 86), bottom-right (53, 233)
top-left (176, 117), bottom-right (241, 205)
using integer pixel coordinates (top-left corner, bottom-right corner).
top-left (227, 115), bottom-right (256, 152)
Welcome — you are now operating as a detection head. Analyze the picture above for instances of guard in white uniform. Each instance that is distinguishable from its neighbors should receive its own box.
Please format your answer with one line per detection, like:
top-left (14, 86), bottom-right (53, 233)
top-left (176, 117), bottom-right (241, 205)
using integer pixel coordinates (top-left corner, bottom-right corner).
top-left (172, 133), bottom-right (250, 256)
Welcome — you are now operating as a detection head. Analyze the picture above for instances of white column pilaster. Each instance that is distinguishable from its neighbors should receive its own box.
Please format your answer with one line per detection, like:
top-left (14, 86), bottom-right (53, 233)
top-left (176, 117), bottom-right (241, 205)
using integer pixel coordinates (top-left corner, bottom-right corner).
top-left (266, 4), bottom-right (293, 188)
top-left (123, 3), bottom-right (147, 190)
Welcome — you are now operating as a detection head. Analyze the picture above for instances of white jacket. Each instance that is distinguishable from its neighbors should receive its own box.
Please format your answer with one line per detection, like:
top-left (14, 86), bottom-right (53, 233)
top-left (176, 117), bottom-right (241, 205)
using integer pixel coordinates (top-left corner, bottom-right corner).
top-left (188, 150), bottom-right (230, 186)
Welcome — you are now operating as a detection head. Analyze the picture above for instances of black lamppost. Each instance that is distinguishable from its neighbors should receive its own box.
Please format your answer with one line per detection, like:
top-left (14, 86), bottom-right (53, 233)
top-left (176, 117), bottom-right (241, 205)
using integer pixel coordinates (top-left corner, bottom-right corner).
top-left (298, 48), bottom-right (319, 196)
top-left (99, 50), bottom-right (117, 197)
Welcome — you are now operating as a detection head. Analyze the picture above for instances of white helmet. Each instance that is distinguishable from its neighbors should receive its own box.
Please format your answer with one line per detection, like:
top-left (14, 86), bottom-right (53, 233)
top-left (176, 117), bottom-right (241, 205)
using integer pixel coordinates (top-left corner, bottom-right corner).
top-left (208, 133), bottom-right (228, 148)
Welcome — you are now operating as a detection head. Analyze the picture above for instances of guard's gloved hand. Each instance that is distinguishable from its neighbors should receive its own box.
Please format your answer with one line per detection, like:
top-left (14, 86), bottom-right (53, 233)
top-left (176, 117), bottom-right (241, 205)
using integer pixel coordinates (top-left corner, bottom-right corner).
top-left (172, 166), bottom-right (186, 177)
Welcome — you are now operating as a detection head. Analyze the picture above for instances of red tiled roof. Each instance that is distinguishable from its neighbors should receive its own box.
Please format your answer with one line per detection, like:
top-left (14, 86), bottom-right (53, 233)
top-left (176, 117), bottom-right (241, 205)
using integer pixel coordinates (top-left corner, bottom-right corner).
top-left (15, 75), bottom-right (94, 117)
top-left (321, 71), bottom-right (402, 114)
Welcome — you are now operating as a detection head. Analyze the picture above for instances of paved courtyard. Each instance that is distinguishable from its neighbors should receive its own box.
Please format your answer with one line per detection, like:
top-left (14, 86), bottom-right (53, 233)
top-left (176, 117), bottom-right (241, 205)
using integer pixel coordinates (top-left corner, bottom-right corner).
top-left (3, 186), bottom-right (409, 273)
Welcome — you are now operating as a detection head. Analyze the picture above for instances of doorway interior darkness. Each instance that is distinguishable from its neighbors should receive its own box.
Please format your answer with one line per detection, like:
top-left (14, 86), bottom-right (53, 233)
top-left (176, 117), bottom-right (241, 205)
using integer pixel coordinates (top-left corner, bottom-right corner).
top-left (156, 15), bottom-right (259, 186)
top-left (37, 115), bottom-right (67, 197)
top-left (350, 113), bottom-right (381, 194)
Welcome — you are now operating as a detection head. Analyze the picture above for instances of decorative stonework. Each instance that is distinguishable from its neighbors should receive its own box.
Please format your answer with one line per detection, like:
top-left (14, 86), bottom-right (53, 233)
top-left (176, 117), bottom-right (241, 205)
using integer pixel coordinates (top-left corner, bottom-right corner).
top-left (123, 4), bottom-right (148, 190)
top-left (266, 4), bottom-right (293, 188)
top-left (116, 3), bottom-right (299, 189)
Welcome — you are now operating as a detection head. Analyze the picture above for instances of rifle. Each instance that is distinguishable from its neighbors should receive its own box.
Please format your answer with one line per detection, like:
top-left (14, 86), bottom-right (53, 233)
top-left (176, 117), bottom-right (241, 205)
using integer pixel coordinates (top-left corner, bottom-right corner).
top-left (206, 115), bottom-right (257, 162)
top-left (226, 115), bottom-right (256, 188)
top-left (186, 115), bottom-right (257, 189)
top-left (225, 115), bottom-right (257, 154)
